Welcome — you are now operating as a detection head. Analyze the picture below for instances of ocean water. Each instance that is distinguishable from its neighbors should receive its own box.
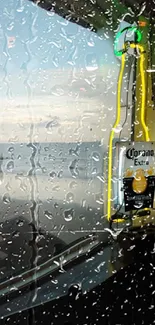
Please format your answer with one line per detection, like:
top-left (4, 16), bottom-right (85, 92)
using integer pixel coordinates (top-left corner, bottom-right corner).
top-left (0, 141), bottom-right (103, 179)
top-left (0, 141), bottom-right (105, 246)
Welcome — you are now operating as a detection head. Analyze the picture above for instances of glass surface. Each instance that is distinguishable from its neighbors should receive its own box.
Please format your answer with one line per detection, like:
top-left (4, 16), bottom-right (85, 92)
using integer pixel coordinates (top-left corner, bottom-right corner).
top-left (0, 0), bottom-right (146, 319)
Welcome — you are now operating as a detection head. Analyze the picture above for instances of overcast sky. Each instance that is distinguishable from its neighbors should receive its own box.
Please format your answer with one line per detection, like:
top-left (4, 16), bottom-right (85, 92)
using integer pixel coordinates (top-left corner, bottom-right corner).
top-left (0, 0), bottom-right (132, 143)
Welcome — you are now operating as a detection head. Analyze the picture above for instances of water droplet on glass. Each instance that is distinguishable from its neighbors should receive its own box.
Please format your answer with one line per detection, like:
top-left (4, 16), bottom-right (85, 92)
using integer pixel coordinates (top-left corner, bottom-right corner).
top-left (92, 168), bottom-right (97, 175)
top-left (87, 35), bottom-right (95, 47)
top-left (69, 159), bottom-right (79, 178)
top-left (97, 175), bottom-right (105, 184)
top-left (69, 181), bottom-right (77, 189)
top-left (0, 172), bottom-right (3, 185)
top-left (58, 170), bottom-right (63, 178)
top-left (49, 171), bottom-right (57, 179)
top-left (47, 10), bottom-right (55, 17)
top-left (8, 147), bottom-right (14, 153)
top-left (87, 44), bottom-right (94, 52)
top-left (64, 208), bottom-right (74, 222)
top-left (104, 32), bottom-right (109, 39)
top-left (17, 5), bottom-right (24, 12)
top-left (20, 183), bottom-right (27, 192)
top-left (128, 245), bottom-right (136, 251)
top-left (92, 152), bottom-right (100, 162)
top-left (16, 219), bottom-right (24, 227)
top-left (52, 185), bottom-right (60, 191)
top-left (104, 227), bottom-right (123, 240)
top-left (44, 210), bottom-right (53, 220)
top-left (12, 231), bottom-right (20, 238)
top-left (46, 119), bottom-right (59, 134)
top-left (7, 22), bottom-right (14, 31)
top-left (3, 193), bottom-right (11, 204)
top-left (79, 215), bottom-right (85, 221)
top-left (134, 202), bottom-right (143, 209)
top-left (6, 160), bottom-right (14, 172)
top-left (10, 286), bottom-right (18, 292)
top-left (66, 192), bottom-right (74, 203)
top-left (51, 279), bottom-right (58, 284)
top-left (47, 198), bottom-right (52, 203)
top-left (82, 199), bottom-right (86, 208)
top-left (6, 183), bottom-right (11, 191)
top-left (85, 53), bottom-right (98, 71)
top-left (112, 124), bottom-right (122, 133)
top-left (54, 202), bottom-right (59, 209)
top-left (137, 131), bottom-right (143, 138)
top-left (95, 261), bottom-right (105, 273)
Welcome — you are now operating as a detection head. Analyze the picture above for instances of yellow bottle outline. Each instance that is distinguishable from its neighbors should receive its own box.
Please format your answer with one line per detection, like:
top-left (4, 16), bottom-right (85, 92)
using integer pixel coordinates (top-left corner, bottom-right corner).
top-left (107, 43), bottom-right (150, 220)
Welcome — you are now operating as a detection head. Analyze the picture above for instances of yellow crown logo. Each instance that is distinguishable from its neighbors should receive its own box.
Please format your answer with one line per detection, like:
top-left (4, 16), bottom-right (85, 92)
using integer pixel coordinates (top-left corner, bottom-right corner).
top-left (132, 169), bottom-right (147, 194)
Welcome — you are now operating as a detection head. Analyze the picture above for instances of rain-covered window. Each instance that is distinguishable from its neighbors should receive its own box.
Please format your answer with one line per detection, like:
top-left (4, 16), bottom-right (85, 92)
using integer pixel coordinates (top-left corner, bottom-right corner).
top-left (1, 0), bottom-right (154, 323)
top-left (0, 0), bottom-right (122, 283)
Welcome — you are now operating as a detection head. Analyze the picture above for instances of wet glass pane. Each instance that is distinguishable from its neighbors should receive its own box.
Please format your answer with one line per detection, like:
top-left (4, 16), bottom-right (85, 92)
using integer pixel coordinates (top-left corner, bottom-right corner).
top-left (0, 0), bottom-right (154, 322)
top-left (0, 1), bottom-right (115, 285)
